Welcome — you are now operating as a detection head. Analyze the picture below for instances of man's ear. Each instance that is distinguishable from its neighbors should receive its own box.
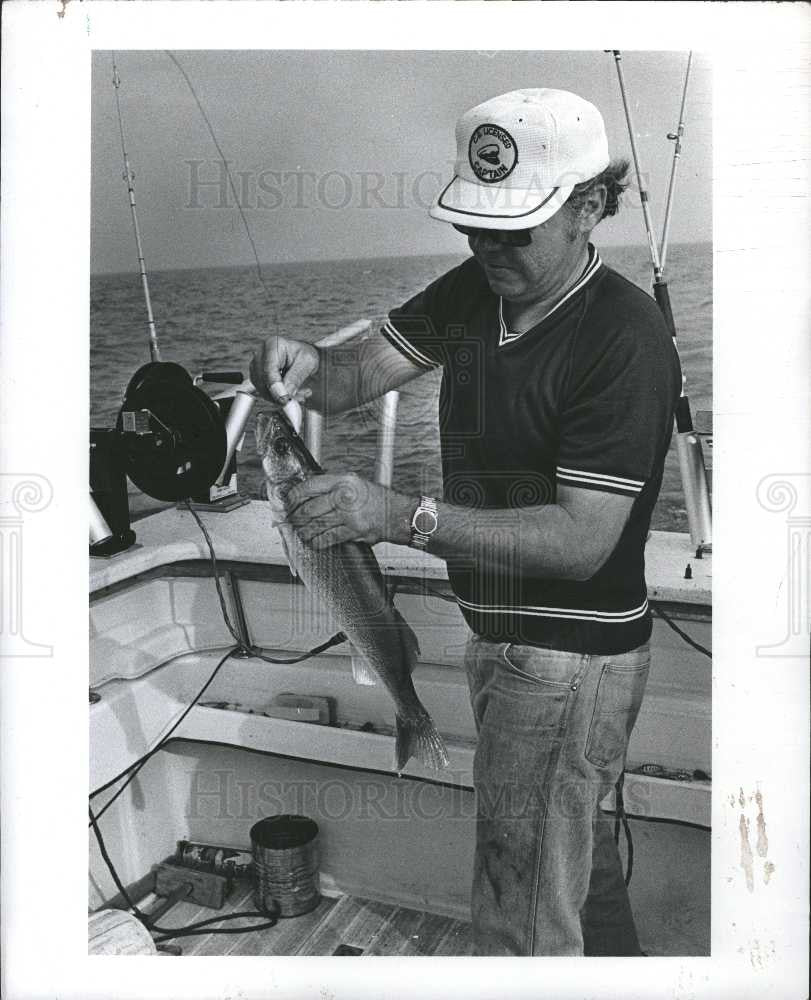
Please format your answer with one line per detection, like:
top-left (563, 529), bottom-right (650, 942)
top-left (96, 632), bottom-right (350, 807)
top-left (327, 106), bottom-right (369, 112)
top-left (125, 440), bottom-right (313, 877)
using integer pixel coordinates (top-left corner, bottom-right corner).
top-left (578, 184), bottom-right (607, 234)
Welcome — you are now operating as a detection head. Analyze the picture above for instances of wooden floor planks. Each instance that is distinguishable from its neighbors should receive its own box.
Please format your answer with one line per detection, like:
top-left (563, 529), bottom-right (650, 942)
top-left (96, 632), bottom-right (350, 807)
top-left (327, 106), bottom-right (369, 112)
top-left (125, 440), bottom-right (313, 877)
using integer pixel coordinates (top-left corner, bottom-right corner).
top-left (155, 881), bottom-right (471, 957)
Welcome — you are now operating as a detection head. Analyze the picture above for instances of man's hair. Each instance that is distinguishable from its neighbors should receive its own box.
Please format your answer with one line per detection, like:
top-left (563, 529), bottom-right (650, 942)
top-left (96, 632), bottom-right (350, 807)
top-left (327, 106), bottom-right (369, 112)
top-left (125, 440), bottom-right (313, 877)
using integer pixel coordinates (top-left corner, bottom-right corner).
top-left (564, 157), bottom-right (631, 223)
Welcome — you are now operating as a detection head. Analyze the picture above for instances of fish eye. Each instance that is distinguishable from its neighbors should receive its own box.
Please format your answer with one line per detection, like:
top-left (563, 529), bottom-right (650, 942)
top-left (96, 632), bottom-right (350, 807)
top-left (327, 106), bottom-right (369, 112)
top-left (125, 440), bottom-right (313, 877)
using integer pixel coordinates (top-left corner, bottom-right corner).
top-left (272, 437), bottom-right (290, 456)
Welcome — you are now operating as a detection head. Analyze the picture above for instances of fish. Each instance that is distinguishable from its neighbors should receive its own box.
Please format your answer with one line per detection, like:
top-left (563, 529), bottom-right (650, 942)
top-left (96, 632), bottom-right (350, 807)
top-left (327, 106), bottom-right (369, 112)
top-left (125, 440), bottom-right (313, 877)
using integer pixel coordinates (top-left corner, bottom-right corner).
top-left (255, 409), bottom-right (450, 773)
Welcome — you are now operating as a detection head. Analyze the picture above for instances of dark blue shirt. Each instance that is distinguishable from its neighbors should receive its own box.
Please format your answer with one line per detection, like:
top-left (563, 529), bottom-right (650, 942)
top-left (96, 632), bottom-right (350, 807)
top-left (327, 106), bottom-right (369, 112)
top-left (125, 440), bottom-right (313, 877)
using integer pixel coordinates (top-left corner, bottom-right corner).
top-left (382, 246), bottom-right (682, 654)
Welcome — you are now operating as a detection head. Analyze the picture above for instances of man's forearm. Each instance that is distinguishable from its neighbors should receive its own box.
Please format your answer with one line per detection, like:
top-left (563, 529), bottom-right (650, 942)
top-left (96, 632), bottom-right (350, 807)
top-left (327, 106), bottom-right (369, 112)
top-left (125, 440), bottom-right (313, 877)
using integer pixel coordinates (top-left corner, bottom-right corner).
top-left (386, 495), bottom-right (599, 582)
top-left (307, 336), bottom-right (421, 416)
top-left (305, 345), bottom-right (362, 415)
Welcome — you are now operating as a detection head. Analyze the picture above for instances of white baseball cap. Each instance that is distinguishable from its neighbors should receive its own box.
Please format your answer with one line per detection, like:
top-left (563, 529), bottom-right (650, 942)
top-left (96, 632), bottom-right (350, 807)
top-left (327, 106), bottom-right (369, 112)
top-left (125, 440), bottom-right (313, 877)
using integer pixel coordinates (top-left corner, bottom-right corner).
top-left (429, 88), bottom-right (610, 231)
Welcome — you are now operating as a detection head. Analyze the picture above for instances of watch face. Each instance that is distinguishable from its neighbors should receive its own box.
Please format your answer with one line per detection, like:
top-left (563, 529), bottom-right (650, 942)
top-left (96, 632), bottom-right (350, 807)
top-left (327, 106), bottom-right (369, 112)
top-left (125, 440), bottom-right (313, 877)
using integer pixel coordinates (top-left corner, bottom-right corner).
top-left (414, 509), bottom-right (437, 534)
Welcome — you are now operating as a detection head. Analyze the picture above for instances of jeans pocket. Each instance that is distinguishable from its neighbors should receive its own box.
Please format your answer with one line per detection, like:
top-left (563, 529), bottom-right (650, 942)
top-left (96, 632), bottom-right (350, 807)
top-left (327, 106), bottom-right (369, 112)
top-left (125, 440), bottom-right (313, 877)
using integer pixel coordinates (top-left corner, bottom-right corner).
top-left (501, 643), bottom-right (582, 688)
top-left (585, 659), bottom-right (650, 768)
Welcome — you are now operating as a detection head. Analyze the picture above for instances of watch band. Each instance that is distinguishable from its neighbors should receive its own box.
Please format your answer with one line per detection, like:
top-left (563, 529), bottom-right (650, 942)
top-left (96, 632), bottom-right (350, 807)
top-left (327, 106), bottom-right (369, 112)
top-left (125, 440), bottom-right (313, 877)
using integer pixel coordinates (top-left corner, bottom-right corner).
top-left (410, 496), bottom-right (438, 550)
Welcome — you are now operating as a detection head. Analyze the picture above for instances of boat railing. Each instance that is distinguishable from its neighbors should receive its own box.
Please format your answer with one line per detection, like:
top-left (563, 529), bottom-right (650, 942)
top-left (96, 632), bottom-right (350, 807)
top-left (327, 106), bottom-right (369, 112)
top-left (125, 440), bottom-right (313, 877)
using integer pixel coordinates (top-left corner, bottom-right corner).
top-left (301, 319), bottom-right (400, 489)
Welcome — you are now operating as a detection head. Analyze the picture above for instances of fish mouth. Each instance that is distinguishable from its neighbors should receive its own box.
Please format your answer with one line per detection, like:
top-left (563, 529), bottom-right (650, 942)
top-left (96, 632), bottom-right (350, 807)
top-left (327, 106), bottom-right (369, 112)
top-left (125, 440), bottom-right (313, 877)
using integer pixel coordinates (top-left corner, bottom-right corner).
top-left (254, 411), bottom-right (273, 453)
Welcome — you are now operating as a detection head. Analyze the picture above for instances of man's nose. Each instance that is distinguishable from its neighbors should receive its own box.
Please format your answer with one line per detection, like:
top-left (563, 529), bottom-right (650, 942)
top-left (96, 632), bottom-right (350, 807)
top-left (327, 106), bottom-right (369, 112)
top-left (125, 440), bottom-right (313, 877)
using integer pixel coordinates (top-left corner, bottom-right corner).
top-left (469, 230), bottom-right (503, 252)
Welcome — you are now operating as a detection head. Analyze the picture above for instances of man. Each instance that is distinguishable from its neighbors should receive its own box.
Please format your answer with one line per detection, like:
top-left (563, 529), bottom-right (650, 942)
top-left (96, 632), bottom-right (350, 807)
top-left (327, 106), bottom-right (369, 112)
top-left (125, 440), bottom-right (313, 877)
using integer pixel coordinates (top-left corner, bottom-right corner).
top-left (251, 89), bottom-right (681, 956)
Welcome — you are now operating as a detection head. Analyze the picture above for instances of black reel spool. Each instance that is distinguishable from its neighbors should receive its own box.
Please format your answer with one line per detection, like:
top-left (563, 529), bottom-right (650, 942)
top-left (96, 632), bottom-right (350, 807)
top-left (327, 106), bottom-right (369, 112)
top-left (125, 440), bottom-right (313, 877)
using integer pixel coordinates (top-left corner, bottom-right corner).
top-left (116, 362), bottom-right (226, 502)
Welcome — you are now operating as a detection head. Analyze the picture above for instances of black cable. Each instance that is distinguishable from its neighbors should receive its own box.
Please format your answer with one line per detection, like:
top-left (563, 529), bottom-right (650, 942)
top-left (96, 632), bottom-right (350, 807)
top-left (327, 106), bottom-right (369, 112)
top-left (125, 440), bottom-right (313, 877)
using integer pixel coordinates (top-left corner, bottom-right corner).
top-left (89, 512), bottom-right (349, 943)
top-left (249, 630), bottom-right (347, 664)
top-left (650, 600), bottom-right (711, 659)
top-left (184, 499), bottom-right (348, 664)
top-left (88, 804), bottom-right (149, 922)
top-left (91, 800), bottom-right (280, 941)
top-left (184, 501), bottom-right (244, 645)
top-left (150, 902), bottom-right (281, 944)
top-left (613, 772), bottom-right (635, 886)
top-left (90, 644), bottom-right (240, 822)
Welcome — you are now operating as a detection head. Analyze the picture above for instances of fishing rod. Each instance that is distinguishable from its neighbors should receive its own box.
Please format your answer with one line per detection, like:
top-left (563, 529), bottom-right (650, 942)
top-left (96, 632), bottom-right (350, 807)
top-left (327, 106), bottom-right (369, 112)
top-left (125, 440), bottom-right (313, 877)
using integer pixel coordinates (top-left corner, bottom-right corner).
top-left (111, 52), bottom-right (161, 363)
top-left (660, 52), bottom-right (693, 274)
top-left (609, 50), bottom-right (711, 554)
top-left (95, 59), bottom-right (385, 554)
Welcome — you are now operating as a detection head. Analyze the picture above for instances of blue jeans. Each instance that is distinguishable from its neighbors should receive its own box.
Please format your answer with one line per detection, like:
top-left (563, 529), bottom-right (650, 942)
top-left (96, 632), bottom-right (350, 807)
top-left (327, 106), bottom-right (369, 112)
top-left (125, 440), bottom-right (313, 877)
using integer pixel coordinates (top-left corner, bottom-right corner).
top-left (464, 635), bottom-right (650, 956)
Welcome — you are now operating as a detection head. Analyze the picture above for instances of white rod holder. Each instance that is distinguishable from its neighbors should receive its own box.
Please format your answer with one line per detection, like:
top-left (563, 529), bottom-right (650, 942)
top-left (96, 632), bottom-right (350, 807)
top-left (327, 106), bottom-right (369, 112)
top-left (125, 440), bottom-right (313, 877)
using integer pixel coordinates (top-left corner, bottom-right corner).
top-left (373, 391), bottom-right (400, 488)
top-left (675, 431), bottom-right (712, 551)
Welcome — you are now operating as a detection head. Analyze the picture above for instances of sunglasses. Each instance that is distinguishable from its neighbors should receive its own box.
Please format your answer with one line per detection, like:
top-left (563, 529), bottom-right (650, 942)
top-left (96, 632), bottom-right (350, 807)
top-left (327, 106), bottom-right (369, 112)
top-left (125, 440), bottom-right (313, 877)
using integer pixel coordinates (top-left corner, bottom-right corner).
top-left (452, 224), bottom-right (533, 247)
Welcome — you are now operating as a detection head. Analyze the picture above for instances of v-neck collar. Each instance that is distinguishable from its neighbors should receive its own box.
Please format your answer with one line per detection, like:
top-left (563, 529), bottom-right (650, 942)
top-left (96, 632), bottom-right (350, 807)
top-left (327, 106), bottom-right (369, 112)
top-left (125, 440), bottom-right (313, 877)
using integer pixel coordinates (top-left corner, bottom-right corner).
top-left (497, 244), bottom-right (603, 348)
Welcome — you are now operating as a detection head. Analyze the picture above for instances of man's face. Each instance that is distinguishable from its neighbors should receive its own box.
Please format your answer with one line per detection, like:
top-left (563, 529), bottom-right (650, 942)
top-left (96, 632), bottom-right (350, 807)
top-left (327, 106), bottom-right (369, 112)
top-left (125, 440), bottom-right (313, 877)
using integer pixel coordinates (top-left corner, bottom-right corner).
top-left (464, 207), bottom-right (585, 305)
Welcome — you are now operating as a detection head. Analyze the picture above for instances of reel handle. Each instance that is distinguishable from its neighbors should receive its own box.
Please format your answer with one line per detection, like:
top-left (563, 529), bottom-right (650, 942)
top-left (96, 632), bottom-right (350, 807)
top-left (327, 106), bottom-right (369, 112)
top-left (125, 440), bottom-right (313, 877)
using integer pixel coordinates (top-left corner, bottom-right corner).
top-left (196, 371), bottom-right (244, 385)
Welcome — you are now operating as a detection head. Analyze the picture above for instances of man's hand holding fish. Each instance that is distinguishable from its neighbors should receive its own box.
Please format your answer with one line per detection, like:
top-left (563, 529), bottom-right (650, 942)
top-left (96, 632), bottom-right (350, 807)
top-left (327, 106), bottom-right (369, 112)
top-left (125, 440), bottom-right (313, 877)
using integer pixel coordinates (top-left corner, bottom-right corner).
top-left (284, 473), bottom-right (413, 550)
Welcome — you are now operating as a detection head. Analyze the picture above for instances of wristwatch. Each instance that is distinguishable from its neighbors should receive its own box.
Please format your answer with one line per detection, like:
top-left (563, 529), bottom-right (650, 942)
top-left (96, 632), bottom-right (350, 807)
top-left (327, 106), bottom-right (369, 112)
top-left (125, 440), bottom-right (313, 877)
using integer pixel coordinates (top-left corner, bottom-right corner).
top-left (410, 496), bottom-right (439, 550)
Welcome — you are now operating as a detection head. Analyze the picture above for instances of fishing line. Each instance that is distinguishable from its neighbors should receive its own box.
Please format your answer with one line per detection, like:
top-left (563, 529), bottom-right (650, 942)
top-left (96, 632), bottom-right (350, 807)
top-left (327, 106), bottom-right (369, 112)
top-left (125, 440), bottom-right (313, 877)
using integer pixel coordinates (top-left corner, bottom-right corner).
top-left (164, 51), bottom-right (278, 324)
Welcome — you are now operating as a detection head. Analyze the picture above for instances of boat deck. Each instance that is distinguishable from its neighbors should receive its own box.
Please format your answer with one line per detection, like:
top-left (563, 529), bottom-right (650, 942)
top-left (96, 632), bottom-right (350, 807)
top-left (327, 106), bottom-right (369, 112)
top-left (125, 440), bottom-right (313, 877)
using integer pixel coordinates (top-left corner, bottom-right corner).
top-left (145, 882), bottom-right (472, 957)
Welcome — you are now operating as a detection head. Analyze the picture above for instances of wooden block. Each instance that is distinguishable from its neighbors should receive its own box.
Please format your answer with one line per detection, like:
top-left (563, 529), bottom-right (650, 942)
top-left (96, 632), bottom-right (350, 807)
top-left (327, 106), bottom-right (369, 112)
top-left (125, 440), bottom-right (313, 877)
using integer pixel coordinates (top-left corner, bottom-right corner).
top-left (154, 861), bottom-right (230, 910)
top-left (265, 694), bottom-right (333, 725)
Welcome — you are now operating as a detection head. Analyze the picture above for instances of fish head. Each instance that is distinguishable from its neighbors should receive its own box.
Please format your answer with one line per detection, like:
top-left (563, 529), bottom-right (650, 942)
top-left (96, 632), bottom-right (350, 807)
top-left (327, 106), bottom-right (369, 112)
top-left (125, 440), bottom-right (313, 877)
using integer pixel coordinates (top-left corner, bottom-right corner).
top-left (255, 409), bottom-right (314, 507)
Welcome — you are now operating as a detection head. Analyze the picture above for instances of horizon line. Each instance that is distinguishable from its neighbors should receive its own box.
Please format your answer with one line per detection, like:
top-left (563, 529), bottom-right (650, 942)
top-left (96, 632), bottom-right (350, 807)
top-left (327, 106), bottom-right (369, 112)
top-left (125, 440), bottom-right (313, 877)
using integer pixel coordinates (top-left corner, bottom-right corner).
top-left (90, 239), bottom-right (713, 279)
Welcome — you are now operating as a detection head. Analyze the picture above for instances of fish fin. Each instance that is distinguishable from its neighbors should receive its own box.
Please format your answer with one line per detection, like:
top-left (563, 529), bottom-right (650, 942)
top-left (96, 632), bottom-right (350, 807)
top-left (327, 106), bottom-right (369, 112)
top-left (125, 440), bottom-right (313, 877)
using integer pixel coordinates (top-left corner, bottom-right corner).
top-left (350, 648), bottom-right (378, 686)
top-left (394, 713), bottom-right (450, 772)
top-left (277, 529), bottom-right (299, 581)
top-left (392, 606), bottom-right (421, 672)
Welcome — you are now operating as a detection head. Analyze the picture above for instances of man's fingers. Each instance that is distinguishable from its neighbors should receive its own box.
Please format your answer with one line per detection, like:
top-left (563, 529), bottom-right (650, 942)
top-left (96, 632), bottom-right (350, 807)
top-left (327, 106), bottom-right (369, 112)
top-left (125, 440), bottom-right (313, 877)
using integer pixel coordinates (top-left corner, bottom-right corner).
top-left (284, 344), bottom-right (320, 399)
top-left (249, 338), bottom-right (319, 404)
top-left (295, 515), bottom-right (342, 543)
top-left (307, 525), bottom-right (354, 550)
top-left (286, 474), bottom-right (346, 511)
top-left (287, 494), bottom-right (335, 525)
top-left (249, 340), bottom-right (285, 401)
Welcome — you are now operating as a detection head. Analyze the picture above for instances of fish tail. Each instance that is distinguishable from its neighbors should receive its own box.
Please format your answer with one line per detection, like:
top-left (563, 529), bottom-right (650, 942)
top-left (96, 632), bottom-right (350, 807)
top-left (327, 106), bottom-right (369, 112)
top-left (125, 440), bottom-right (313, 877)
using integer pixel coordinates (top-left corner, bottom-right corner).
top-left (394, 712), bottom-right (450, 772)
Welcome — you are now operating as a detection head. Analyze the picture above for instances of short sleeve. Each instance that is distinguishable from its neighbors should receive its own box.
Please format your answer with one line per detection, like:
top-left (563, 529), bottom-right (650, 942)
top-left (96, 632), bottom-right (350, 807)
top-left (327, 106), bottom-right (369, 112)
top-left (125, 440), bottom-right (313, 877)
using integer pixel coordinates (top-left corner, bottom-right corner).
top-left (556, 315), bottom-right (681, 498)
top-left (381, 266), bottom-right (463, 371)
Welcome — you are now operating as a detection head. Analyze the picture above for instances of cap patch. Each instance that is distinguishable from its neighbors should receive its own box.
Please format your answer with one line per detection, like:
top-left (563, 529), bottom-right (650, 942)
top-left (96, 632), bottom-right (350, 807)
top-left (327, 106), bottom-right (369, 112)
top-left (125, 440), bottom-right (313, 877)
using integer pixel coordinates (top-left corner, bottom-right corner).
top-left (469, 124), bottom-right (517, 184)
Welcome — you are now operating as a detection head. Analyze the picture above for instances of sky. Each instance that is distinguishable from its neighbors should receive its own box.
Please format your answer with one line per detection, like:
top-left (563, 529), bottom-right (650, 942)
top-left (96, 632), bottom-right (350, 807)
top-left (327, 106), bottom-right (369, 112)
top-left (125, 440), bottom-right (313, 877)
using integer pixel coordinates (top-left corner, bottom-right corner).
top-left (91, 49), bottom-right (711, 273)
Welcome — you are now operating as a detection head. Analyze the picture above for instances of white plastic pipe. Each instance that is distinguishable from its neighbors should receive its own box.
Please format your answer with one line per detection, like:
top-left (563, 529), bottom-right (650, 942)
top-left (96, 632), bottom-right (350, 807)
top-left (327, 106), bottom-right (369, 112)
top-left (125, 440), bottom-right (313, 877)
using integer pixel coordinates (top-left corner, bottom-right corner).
top-left (373, 391), bottom-right (400, 487)
top-left (89, 493), bottom-right (113, 545)
top-left (215, 319), bottom-right (374, 480)
top-left (676, 432), bottom-right (712, 551)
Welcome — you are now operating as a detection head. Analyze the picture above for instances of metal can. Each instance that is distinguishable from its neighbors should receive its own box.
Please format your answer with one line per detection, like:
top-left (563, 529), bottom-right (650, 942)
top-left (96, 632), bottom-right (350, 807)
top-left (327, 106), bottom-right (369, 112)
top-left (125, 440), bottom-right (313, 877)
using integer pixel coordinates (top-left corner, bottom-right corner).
top-left (174, 840), bottom-right (254, 879)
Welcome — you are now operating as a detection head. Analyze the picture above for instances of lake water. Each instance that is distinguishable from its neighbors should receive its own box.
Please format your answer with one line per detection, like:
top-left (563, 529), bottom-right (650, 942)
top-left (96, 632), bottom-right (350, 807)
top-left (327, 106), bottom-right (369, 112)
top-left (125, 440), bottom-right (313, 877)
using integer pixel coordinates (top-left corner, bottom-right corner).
top-left (90, 243), bottom-right (712, 531)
